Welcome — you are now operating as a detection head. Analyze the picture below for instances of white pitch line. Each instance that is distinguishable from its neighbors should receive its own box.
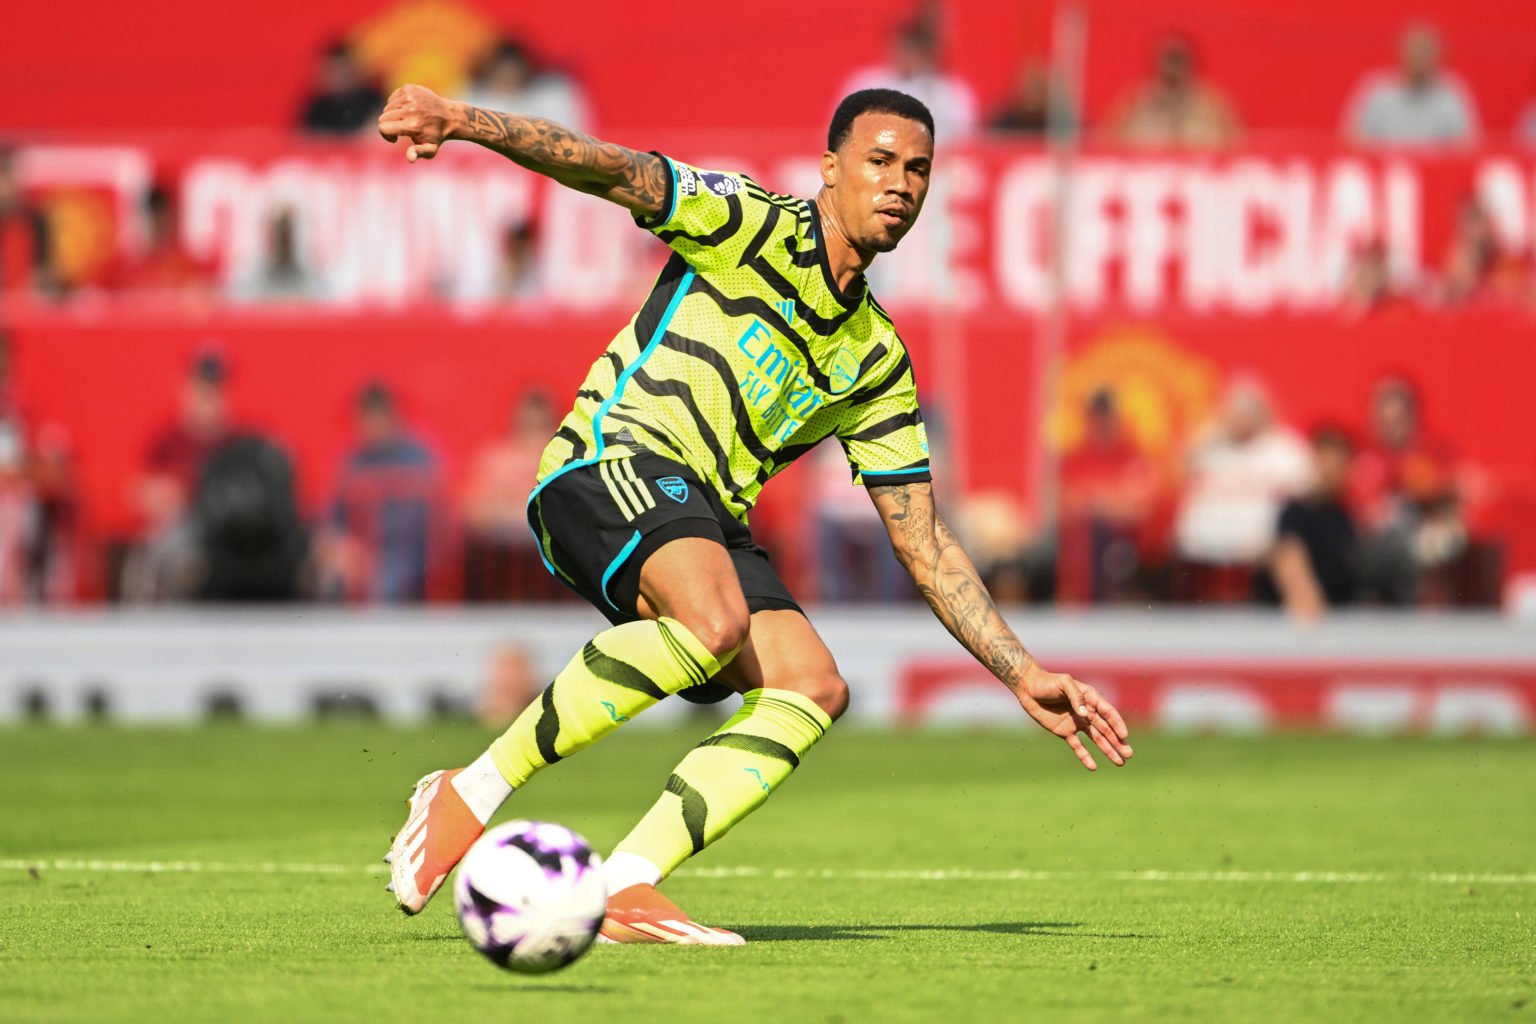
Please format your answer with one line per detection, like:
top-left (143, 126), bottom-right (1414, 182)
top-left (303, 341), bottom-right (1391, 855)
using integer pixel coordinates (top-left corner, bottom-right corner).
top-left (2, 859), bottom-right (1533, 886)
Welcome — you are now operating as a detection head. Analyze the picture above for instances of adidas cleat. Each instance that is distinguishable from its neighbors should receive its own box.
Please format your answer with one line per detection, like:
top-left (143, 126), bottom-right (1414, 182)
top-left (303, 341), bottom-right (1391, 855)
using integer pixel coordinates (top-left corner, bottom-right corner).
top-left (598, 884), bottom-right (745, 946)
top-left (387, 769), bottom-right (484, 915)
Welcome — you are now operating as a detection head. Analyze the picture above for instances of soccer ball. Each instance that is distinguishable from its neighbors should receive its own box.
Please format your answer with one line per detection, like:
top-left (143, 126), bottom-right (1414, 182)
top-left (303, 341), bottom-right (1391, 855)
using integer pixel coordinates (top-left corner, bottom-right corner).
top-left (453, 820), bottom-right (607, 974)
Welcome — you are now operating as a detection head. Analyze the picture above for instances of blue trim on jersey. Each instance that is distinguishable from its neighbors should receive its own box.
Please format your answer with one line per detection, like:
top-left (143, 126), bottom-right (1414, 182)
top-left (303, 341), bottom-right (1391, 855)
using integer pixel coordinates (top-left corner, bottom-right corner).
top-left (859, 464), bottom-right (931, 477)
top-left (600, 529), bottom-right (644, 611)
top-left (661, 156), bottom-right (679, 226)
top-left (525, 266), bottom-right (698, 577)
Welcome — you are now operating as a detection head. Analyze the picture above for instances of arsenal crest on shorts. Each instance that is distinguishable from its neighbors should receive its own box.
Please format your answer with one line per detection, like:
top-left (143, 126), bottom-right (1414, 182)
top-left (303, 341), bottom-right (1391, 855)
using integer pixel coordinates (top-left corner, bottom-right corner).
top-left (656, 476), bottom-right (689, 503)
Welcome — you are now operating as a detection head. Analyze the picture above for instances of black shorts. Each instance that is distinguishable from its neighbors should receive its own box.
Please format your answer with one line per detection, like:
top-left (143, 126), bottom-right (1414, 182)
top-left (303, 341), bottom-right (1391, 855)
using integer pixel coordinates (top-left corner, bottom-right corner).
top-left (527, 451), bottom-right (802, 628)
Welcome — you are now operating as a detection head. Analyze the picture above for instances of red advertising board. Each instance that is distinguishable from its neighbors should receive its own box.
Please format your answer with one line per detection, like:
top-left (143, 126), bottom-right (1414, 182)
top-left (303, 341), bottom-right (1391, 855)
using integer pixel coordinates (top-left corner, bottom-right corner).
top-left (900, 657), bottom-right (1536, 734)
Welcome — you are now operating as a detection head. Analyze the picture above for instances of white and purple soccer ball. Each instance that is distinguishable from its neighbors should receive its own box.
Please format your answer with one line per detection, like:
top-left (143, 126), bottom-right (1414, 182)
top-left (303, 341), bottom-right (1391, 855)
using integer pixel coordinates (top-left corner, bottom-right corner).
top-left (453, 820), bottom-right (607, 974)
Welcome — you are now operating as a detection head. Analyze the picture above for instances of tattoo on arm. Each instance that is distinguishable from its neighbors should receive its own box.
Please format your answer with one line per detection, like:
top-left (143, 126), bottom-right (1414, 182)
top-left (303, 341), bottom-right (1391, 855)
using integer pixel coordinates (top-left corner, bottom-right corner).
top-left (459, 106), bottom-right (668, 216)
top-left (868, 483), bottom-right (1035, 692)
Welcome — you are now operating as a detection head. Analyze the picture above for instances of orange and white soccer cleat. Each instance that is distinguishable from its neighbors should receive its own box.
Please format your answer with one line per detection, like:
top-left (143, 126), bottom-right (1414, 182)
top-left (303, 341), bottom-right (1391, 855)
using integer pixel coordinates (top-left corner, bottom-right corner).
top-left (598, 884), bottom-right (745, 946)
top-left (385, 769), bottom-right (484, 915)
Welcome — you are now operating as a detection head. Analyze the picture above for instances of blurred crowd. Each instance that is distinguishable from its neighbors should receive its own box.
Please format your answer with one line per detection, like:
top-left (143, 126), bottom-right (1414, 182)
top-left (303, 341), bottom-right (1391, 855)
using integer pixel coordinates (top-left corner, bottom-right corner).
top-left (0, 10), bottom-right (1526, 617)
top-left (0, 336), bottom-right (1503, 619)
top-left (5, 18), bottom-right (1536, 309)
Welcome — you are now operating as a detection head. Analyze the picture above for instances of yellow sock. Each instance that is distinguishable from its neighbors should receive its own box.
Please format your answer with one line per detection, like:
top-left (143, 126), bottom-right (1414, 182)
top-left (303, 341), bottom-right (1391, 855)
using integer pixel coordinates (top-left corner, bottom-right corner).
top-left (612, 688), bottom-right (832, 879)
top-left (489, 617), bottom-right (729, 789)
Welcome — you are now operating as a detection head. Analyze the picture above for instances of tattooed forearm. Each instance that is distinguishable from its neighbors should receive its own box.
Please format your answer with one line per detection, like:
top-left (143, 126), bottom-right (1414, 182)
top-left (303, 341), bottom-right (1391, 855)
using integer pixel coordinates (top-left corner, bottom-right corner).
top-left (869, 483), bottom-right (1035, 691)
top-left (457, 105), bottom-right (669, 215)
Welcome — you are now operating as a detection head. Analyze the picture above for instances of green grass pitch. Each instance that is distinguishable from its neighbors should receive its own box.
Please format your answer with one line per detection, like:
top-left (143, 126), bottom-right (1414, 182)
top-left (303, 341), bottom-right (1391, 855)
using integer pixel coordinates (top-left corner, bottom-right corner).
top-left (3, 723), bottom-right (1533, 1022)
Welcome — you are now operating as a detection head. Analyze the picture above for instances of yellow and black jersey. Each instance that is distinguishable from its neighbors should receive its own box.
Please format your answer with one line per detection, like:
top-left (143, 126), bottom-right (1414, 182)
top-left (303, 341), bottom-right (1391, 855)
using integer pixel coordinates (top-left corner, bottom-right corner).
top-left (532, 155), bottom-right (931, 524)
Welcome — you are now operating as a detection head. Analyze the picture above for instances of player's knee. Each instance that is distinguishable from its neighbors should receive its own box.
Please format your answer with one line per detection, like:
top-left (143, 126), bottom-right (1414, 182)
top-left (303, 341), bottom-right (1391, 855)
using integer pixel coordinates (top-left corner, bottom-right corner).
top-left (680, 609), bottom-right (750, 664)
top-left (799, 671), bottom-right (850, 722)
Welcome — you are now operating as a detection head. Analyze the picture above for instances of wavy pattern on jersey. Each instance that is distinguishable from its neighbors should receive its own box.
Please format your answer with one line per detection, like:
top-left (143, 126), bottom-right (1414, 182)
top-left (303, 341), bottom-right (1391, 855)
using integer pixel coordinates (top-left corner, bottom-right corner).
top-left (623, 366), bottom-right (746, 502)
top-left (839, 409), bottom-right (924, 444)
top-left (657, 192), bottom-right (743, 248)
top-left (734, 205), bottom-right (861, 339)
top-left (656, 330), bottom-right (775, 464)
top-left (687, 275), bottom-right (839, 395)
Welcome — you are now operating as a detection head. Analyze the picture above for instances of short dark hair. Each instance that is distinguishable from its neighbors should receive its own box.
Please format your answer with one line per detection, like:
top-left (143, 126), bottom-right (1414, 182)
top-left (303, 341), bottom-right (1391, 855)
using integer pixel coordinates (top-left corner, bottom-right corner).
top-left (1310, 424), bottom-right (1354, 453)
top-left (827, 88), bottom-right (935, 152)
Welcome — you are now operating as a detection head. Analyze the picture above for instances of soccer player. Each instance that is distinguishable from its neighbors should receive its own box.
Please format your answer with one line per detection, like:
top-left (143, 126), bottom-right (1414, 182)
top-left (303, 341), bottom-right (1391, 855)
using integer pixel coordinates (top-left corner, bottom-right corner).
top-left (377, 84), bottom-right (1134, 944)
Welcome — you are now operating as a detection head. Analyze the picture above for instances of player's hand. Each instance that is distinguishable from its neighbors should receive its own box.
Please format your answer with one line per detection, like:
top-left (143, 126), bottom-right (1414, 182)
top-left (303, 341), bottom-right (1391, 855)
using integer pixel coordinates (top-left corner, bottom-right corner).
top-left (378, 84), bottom-right (459, 162)
top-left (1014, 664), bottom-right (1133, 771)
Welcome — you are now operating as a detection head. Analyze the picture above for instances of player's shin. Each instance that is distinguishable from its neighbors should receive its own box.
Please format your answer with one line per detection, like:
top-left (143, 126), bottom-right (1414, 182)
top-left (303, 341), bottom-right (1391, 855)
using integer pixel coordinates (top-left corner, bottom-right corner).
top-left (607, 688), bottom-right (831, 884)
top-left (465, 617), bottom-right (732, 821)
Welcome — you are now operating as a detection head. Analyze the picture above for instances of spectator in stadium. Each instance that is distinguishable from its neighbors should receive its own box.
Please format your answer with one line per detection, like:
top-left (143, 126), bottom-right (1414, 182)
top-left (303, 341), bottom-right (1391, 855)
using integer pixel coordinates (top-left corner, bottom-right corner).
top-left (838, 19), bottom-right (979, 138)
top-left (950, 491), bottom-right (1045, 605)
top-left (1173, 377), bottom-right (1311, 600)
top-left (232, 208), bottom-right (316, 303)
top-left (467, 39), bottom-right (591, 132)
top-left (1343, 23), bottom-right (1479, 147)
top-left (107, 184), bottom-right (214, 298)
top-left (123, 347), bottom-right (237, 600)
top-left (808, 441), bottom-right (912, 602)
top-left (0, 147), bottom-right (56, 294)
top-left (1057, 389), bottom-right (1158, 603)
top-left (1256, 426), bottom-right (1361, 621)
top-left (1338, 240), bottom-right (1411, 319)
top-left (320, 382), bottom-right (442, 603)
top-left (988, 60), bottom-right (1075, 138)
top-left (1437, 197), bottom-right (1531, 307)
top-left (1352, 376), bottom-right (1466, 604)
top-left (476, 643), bottom-right (541, 730)
top-left (491, 222), bottom-right (539, 301)
top-left (461, 389), bottom-right (565, 601)
top-left (1517, 71), bottom-right (1536, 146)
top-left (299, 41), bottom-right (386, 136)
top-left (0, 330), bottom-right (30, 602)
top-left (1107, 33), bottom-right (1240, 149)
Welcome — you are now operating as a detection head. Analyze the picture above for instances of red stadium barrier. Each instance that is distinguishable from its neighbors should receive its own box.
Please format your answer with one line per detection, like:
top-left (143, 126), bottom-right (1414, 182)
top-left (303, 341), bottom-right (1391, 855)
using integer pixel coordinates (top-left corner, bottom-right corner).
top-left (899, 656), bottom-right (1536, 733)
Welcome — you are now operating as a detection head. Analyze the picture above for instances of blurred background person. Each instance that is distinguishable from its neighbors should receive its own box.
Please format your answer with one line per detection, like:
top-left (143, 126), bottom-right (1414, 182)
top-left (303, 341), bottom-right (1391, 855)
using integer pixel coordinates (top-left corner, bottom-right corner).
top-left (461, 389), bottom-right (567, 602)
top-left (1338, 240), bottom-right (1411, 319)
top-left (1057, 389), bottom-right (1158, 604)
top-left (299, 41), bottom-right (385, 136)
top-left (1352, 376), bottom-right (1472, 605)
top-left (476, 643), bottom-right (541, 730)
top-left (988, 60), bottom-right (1075, 138)
top-left (0, 329), bottom-right (32, 602)
top-left (1436, 197), bottom-right (1531, 307)
top-left (106, 184), bottom-right (214, 299)
top-left (1256, 426), bottom-right (1361, 620)
top-left (1107, 33), bottom-right (1240, 148)
top-left (1173, 378), bottom-right (1311, 601)
top-left (187, 432), bottom-right (306, 602)
top-left (1344, 23), bottom-right (1479, 147)
top-left (0, 146), bottom-right (55, 295)
top-left (1516, 67), bottom-right (1536, 147)
top-left (467, 38), bottom-right (591, 131)
top-left (950, 491), bottom-right (1045, 604)
top-left (123, 348), bottom-right (237, 601)
top-left (839, 18), bottom-right (979, 138)
top-left (808, 443), bottom-right (912, 602)
top-left (319, 382), bottom-right (442, 603)
top-left (232, 208), bottom-right (317, 303)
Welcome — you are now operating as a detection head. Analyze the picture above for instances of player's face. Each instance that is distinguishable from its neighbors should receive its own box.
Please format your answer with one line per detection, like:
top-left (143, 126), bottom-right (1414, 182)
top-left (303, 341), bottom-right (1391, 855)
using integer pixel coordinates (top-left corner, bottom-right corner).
top-left (825, 113), bottom-right (933, 254)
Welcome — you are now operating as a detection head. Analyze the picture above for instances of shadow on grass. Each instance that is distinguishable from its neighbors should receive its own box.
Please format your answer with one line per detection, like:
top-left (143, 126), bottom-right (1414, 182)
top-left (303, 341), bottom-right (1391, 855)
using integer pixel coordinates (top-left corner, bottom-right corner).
top-left (467, 982), bottom-right (620, 994)
top-left (729, 921), bottom-right (1154, 942)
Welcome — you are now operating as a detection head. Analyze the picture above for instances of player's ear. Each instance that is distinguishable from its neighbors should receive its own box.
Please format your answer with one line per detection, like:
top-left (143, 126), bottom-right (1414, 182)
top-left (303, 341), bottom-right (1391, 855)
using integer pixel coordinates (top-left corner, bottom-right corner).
top-left (820, 149), bottom-right (838, 188)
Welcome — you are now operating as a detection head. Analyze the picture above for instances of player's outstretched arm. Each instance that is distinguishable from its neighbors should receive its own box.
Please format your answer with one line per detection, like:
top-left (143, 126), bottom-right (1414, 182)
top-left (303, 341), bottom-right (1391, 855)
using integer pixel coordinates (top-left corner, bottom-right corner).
top-left (377, 84), bottom-right (668, 216)
top-left (868, 481), bottom-right (1134, 771)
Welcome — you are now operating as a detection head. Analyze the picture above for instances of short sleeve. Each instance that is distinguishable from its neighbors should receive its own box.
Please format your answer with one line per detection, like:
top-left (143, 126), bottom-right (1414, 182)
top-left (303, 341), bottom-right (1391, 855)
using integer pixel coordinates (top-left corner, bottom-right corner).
top-left (633, 155), bottom-right (775, 272)
top-left (838, 360), bottom-right (931, 487)
top-left (1275, 500), bottom-right (1305, 539)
